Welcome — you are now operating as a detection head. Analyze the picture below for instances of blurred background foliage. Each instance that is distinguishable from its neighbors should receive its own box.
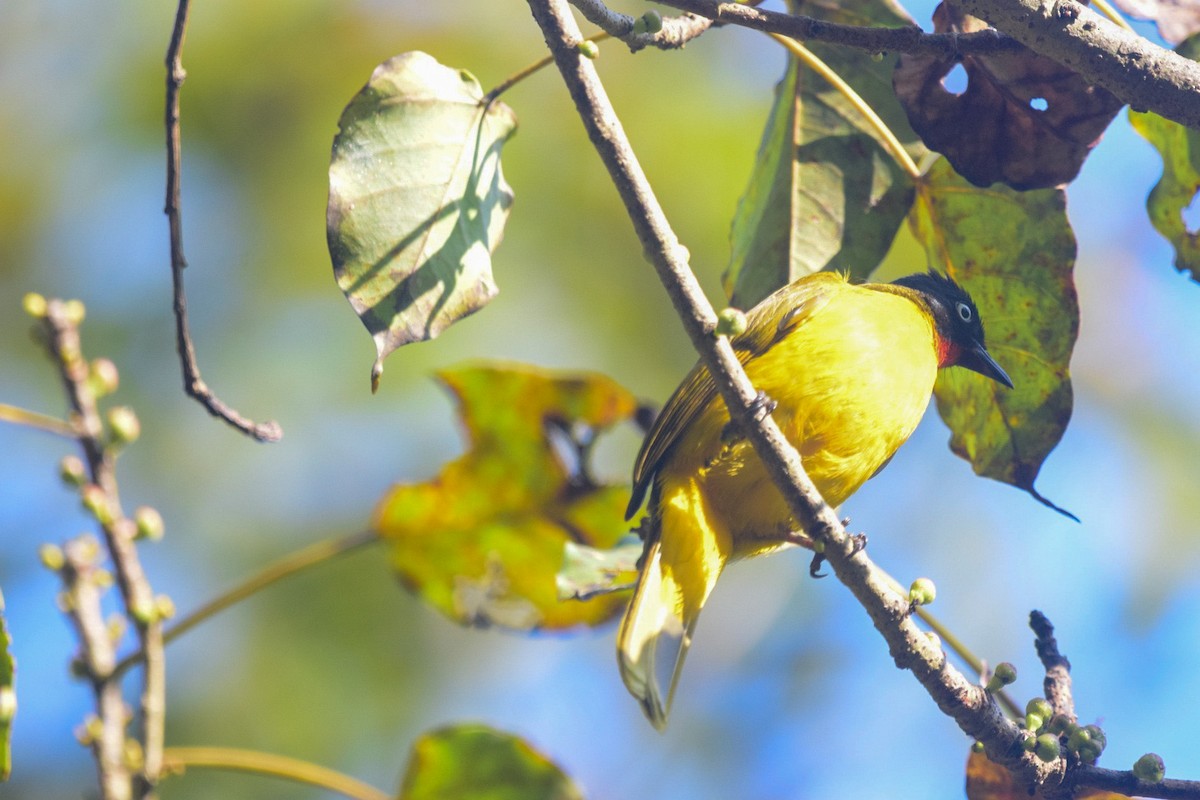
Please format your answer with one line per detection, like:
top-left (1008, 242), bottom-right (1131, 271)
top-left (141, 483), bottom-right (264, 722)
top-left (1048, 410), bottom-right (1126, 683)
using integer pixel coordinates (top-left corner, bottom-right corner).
top-left (2, 0), bottom-right (1199, 798)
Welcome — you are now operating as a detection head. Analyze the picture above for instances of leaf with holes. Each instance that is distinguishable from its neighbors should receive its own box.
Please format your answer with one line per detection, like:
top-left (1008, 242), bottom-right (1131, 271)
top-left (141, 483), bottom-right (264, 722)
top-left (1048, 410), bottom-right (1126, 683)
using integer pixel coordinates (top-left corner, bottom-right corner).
top-left (400, 724), bottom-right (584, 800)
top-left (328, 52), bottom-right (516, 392)
top-left (894, 3), bottom-right (1122, 190)
top-left (911, 159), bottom-right (1077, 518)
top-left (1129, 36), bottom-right (1200, 281)
top-left (725, 0), bottom-right (923, 308)
top-left (0, 590), bottom-right (13, 781)
top-left (373, 364), bottom-right (637, 631)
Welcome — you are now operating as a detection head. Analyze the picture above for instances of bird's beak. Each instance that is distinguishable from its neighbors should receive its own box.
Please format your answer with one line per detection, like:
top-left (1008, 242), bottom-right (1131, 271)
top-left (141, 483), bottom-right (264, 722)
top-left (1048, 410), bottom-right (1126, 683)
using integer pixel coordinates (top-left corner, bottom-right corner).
top-left (959, 343), bottom-right (1014, 388)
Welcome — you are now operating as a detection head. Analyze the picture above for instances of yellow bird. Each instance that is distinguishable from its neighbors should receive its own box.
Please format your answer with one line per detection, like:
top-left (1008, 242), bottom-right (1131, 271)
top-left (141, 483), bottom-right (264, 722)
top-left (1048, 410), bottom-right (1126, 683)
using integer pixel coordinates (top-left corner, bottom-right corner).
top-left (618, 270), bottom-right (1013, 729)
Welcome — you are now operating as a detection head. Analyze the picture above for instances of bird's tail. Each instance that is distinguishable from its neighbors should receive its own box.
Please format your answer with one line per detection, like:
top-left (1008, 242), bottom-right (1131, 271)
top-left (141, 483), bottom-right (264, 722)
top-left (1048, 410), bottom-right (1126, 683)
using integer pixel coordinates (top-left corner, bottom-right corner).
top-left (617, 476), bottom-right (729, 730)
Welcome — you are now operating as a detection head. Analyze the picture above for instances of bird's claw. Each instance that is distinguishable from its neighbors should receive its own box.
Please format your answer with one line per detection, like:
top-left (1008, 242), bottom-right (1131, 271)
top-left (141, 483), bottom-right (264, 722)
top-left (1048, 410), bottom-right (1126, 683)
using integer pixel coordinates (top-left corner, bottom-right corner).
top-left (808, 551), bottom-right (827, 579)
top-left (749, 390), bottom-right (777, 422)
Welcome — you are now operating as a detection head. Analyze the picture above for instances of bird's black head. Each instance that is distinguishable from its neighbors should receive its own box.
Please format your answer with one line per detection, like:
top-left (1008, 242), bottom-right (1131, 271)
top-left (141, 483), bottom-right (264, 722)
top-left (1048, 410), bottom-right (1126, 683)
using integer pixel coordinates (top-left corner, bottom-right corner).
top-left (891, 271), bottom-right (1014, 388)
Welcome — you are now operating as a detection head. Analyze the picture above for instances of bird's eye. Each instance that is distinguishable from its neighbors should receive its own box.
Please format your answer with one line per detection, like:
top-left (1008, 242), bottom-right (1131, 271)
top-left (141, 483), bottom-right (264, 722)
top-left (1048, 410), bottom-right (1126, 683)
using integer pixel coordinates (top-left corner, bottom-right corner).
top-left (956, 302), bottom-right (972, 322)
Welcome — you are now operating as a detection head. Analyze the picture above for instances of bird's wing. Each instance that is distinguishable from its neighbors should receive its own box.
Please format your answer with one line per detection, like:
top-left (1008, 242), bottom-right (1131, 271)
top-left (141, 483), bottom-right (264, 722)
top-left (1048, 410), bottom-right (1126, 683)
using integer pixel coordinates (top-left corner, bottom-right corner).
top-left (626, 272), bottom-right (842, 518)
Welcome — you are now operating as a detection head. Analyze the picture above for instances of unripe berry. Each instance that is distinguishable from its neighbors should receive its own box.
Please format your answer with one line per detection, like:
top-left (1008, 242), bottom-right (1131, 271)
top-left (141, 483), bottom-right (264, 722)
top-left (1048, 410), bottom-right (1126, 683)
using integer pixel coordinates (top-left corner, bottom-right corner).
top-left (1034, 733), bottom-right (1060, 762)
top-left (134, 506), bottom-right (165, 541)
top-left (715, 307), bottom-right (748, 337)
top-left (155, 594), bottom-right (176, 620)
top-left (81, 485), bottom-right (113, 525)
top-left (106, 406), bottom-right (141, 446)
top-left (22, 292), bottom-right (47, 318)
top-left (641, 9), bottom-right (664, 33)
top-left (59, 455), bottom-right (86, 487)
top-left (1133, 753), bottom-right (1165, 783)
top-left (908, 577), bottom-right (936, 606)
top-left (1025, 697), bottom-right (1052, 720)
top-left (576, 40), bottom-right (600, 59)
top-left (62, 299), bottom-right (87, 326)
top-left (89, 358), bottom-right (120, 397)
top-left (39, 543), bottom-right (65, 572)
top-left (985, 662), bottom-right (1017, 692)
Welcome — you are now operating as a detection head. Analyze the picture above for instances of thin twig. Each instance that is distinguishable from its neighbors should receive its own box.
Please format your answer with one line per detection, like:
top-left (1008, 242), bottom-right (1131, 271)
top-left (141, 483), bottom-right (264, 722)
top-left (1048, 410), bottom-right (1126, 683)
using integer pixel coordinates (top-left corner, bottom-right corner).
top-left (40, 301), bottom-right (166, 798)
top-left (654, 0), bottom-right (1027, 57)
top-left (161, 747), bottom-right (390, 800)
top-left (62, 536), bottom-right (131, 800)
top-left (1030, 610), bottom-right (1074, 721)
top-left (112, 530), bottom-right (378, 679)
top-left (164, 0), bottom-right (282, 443)
top-left (569, 0), bottom-right (715, 51)
top-left (0, 403), bottom-right (76, 438)
top-left (654, 0), bottom-right (1200, 130)
top-left (523, 0), bottom-right (1075, 791)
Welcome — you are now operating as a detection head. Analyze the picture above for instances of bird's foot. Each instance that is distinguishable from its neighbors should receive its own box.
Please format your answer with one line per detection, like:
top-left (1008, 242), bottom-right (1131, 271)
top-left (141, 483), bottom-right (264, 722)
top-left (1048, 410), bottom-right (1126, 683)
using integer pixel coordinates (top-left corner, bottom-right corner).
top-left (749, 390), bottom-right (777, 422)
top-left (808, 550), bottom-right (827, 579)
top-left (808, 531), bottom-right (867, 578)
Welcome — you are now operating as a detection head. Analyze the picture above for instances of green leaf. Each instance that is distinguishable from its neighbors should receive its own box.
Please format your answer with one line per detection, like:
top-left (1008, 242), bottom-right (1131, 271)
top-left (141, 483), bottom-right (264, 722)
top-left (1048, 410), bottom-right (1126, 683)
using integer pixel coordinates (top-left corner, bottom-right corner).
top-left (911, 159), bottom-right (1077, 518)
top-left (725, 0), bottom-right (923, 308)
top-left (0, 589), bottom-right (13, 782)
top-left (399, 724), bottom-right (583, 800)
top-left (327, 52), bottom-right (517, 392)
top-left (374, 364), bottom-right (636, 631)
top-left (1129, 36), bottom-right (1200, 282)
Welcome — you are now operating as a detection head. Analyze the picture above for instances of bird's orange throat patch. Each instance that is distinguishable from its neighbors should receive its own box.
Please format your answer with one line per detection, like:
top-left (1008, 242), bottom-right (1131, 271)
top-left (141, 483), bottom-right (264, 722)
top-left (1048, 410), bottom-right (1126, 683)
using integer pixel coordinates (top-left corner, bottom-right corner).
top-left (936, 335), bottom-right (963, 368)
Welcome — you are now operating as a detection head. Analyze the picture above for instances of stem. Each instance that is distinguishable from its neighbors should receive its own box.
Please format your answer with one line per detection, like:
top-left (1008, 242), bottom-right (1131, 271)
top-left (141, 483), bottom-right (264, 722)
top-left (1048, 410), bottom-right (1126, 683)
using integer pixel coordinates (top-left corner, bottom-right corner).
top-left (161, 747), bottom-right (389, 800)
top-left (113, 529), bottom-right (377, 679)
top-left (1089, 0), bottom-right (1134, 31)
top-left (771, 34), bottom-right (922, 182)
top-left (915, 607), bottom-right (1022, 719)
top-left (0, 403), bottom-right (76, 437)
top-left (524, 0), bottom-right (1054, 788)
top-left (488, 32), bottom-right (611, 102)
top-left (40, 300), bottom-right (166, 798)
top-left (164, 0), bottom-right (282, 442)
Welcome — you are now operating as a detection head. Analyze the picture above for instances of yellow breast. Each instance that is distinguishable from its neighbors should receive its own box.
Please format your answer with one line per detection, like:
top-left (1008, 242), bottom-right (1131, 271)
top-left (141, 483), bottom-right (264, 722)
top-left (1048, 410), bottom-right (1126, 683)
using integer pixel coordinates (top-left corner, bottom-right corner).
top-left (662, 283), bottom-right (939, 552)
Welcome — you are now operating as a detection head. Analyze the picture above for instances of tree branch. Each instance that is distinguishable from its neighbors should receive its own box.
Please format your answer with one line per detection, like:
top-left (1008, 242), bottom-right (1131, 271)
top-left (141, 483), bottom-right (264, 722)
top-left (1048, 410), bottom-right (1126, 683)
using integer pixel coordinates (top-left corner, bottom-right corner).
top-left (569, 0), bottom-right (715, 51)
top-left (523, 0), bottom-right (1061, 790)
top-left (164, 0), bottom-right (282, 443)
top-left (39, 300), bottom-right (166, 798)
top-left (955, 0), bottom-right (1200, 129)
top-left (651, 0), bottom-right (1027, 56)
top-left (654, 0), bottom-right (1200, 131)
top-left (1031, 610), bottom-right (1075, 721)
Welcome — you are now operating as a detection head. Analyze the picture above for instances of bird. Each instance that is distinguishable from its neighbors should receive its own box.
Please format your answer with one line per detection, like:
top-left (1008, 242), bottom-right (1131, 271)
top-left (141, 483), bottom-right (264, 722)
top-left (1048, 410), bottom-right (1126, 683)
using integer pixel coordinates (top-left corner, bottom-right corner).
top-left (616, 269), bottom-right (1013, 729)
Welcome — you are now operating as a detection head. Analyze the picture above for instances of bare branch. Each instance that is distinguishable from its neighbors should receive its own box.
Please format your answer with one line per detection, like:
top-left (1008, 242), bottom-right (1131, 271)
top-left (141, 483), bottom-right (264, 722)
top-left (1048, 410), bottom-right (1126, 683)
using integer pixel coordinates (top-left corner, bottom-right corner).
top-left (1030, 610), bottom-right (1075, 721)
top-left (955, 0), bottom-right (1200, 129)
top-left (40, 301), bottom-right (166, 798)
top-left (569, 0), bottom-right (715, 51)
top-left (1076, 765), bottom-right (1200, 800)
top-left (655, 0), bottom-right (1027, 56)
top-left (164, 0), bottom-right (282, 443)
top-left (523, 0), bottom-right (1063, 791)
top-left (656, 0), bottom-right (1200, 130)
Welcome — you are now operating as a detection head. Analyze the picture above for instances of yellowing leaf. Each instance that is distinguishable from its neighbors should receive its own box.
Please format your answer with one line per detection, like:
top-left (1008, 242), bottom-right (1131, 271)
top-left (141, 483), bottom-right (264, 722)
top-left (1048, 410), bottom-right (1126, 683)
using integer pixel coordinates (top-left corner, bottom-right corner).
top-left (912, 159), bottom-right (1077, 517)
top-left (399, 725), bottom-right (584, 800)
top-left (1129, 36), bottom-right (1200, 282)
top-left (725, 0), bottom-right (923, 308)
top-left (327, 52), bottom-right (517, 391)
top-left (374, 364), bottom-right (636, 630)
top-left (966, 750), bottom-right (1132, 800)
